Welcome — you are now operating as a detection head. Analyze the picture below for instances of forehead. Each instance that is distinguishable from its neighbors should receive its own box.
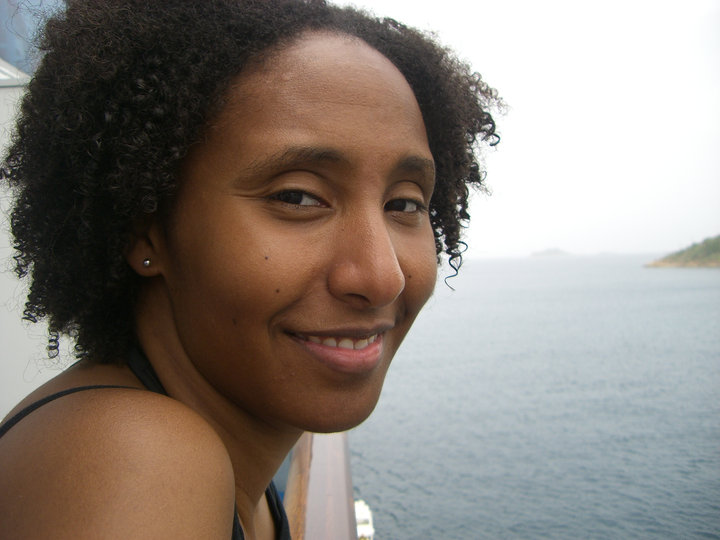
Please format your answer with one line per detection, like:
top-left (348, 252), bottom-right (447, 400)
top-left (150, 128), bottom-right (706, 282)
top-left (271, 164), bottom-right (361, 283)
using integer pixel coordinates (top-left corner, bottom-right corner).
top-left (213, 31), bottom-right (426, 137)
top-left (245, 31), bottom-right (409, 91)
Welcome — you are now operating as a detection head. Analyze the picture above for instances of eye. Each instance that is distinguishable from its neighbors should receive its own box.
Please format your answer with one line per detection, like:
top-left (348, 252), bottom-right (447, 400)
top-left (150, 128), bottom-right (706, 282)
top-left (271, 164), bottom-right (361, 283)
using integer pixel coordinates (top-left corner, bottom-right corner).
top-left (384, 199), bottom-right (425, 213)
top-left (269, 190), bottom-right (325, 207)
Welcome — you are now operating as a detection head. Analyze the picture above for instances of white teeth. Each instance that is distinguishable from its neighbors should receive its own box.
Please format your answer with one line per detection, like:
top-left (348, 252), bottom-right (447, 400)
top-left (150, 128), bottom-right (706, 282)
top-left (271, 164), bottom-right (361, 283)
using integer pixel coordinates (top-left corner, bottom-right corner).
top-left (304, 334), bottom-right (378, 350)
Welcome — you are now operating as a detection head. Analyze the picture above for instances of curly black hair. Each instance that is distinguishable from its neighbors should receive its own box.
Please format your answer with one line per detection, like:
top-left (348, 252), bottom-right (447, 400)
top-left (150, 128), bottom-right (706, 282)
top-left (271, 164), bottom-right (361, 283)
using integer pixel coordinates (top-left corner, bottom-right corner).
top-left (2, 0), bottom-right (500, 362)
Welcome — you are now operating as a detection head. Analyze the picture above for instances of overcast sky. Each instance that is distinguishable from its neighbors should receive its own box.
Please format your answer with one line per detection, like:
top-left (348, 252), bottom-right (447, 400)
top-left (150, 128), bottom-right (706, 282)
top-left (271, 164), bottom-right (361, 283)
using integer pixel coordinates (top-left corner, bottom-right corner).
top-left (337, 0), bottom-right (720, 257)
top-left (2, 0), bottom-right (718, 258)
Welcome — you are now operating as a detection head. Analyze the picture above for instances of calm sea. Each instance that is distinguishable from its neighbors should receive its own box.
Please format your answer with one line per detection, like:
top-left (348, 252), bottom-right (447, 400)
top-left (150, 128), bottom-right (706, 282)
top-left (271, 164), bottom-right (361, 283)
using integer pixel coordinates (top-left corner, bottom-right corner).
top-left (349, 254), bottom-right (720, 539)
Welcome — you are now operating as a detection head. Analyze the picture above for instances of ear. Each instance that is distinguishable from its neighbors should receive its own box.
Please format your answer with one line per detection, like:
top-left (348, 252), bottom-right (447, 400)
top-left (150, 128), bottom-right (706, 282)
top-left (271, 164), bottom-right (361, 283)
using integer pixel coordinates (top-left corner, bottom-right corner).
top-left (126, 219), bottom-right (166, 277)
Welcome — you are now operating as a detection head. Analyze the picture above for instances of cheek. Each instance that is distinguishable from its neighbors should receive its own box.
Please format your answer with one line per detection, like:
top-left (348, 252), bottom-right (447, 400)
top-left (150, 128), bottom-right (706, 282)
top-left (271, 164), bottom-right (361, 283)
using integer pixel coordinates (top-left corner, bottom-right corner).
top-left (163, 228), bottom-right (265, 338)
top-left (400, 228), bottom-right (438, 315)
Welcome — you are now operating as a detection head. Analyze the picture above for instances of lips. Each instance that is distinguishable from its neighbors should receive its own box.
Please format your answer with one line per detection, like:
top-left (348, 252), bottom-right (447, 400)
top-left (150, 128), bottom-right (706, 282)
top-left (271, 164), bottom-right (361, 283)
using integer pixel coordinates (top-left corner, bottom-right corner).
top-left (289, 330), bottom-right (386, 374)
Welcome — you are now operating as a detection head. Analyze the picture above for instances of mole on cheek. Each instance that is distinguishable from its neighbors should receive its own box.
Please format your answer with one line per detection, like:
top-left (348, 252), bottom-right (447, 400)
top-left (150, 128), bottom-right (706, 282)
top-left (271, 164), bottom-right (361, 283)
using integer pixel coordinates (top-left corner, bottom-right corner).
top-left (264, 255), bottom-right (269, 260)
top-left (232, 317), bottom-right (238, 326)
top-left (275, 289), bottom-right (280, 294)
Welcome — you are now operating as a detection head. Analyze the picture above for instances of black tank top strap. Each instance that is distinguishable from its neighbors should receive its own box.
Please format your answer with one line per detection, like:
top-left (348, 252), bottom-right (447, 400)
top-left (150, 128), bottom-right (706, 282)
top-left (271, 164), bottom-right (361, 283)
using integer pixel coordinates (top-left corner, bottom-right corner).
top-left (230, 483), bottom-right (290, 540)
top-left (0, 345), bottom-right (160, 440)
top-left (127, 345), bottom-right (167, 394)
top-left (266, 480), bottom-right (292, 539)
top-left (0, 384), bottom-right (135, 439)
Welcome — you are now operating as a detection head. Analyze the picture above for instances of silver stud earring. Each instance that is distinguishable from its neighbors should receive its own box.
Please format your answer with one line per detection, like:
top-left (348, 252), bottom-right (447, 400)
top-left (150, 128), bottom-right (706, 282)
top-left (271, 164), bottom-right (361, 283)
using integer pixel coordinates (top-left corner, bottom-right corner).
top-left (142, 258), bottom-right (151, 268)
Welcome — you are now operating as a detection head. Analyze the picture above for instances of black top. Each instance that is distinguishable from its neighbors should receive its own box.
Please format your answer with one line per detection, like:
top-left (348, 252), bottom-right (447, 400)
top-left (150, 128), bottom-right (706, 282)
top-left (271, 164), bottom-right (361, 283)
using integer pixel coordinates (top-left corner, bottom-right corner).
top-left (0, 348), bottom-right (292, 540)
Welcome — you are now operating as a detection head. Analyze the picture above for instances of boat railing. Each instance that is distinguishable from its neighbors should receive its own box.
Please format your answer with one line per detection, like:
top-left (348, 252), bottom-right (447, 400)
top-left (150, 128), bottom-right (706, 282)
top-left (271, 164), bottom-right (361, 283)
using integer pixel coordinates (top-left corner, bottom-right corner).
top-left (283, 432), bottom-right (357, 540)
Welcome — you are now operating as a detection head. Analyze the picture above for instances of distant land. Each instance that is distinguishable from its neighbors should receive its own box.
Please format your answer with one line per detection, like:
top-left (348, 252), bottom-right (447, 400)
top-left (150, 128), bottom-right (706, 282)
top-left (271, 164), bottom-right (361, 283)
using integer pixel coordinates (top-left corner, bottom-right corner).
top-left (647, 235), bottom-right (720, 268)
top-left (531, 248), bottom-right (571, 257)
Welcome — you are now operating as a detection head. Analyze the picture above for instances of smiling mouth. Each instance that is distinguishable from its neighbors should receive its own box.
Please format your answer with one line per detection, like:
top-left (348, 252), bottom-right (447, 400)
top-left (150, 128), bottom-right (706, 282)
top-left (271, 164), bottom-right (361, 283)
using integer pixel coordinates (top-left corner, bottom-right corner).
top-left (294, 333), bottom-right (379, 350)
top-left (289, 330), bottom-right (386, 374)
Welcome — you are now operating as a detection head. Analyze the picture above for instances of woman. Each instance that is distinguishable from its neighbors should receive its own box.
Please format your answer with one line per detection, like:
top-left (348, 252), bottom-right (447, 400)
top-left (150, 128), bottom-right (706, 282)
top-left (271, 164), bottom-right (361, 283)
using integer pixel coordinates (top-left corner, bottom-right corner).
top-left (0, 0), bottom-right (499, 538)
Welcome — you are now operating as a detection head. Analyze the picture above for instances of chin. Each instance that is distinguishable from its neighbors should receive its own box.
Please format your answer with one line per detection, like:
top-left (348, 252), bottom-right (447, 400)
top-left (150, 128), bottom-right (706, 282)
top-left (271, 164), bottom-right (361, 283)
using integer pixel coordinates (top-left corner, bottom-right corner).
top-left (298, 393), bottom-right (382, 434)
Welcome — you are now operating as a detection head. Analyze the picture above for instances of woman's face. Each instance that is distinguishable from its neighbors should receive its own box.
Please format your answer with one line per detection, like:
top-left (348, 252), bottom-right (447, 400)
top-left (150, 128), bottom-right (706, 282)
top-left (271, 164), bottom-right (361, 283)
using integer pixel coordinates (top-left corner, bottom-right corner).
top-left (156, 32), bottom-right (437, 432)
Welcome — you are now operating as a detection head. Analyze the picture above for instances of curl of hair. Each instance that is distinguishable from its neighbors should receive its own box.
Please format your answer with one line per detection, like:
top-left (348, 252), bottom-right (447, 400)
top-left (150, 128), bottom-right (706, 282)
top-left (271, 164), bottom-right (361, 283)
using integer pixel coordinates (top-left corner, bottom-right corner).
top-left (1, 0), bottom-right (500, 362)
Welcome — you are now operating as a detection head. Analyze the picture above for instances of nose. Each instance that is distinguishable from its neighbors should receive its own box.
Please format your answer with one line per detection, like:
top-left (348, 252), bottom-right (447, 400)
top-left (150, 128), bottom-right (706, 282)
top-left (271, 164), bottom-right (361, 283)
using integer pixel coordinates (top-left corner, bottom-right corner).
top-left (327, 213), bottom-right (406, 309)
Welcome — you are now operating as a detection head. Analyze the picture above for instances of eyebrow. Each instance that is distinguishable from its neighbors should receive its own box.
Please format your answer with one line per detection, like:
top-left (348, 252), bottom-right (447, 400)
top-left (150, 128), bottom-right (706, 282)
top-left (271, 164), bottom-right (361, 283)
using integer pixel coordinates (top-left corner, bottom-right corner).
top-left (239, 145), bottom-right (435, 186)
top-left (393, 155), bottom-right (436, 181)
top-left (242, 146), bottom-right (348, 178)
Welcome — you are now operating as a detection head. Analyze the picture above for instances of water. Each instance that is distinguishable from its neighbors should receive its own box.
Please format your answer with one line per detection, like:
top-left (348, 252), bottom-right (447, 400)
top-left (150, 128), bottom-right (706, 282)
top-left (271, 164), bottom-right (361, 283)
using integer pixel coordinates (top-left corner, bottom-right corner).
top-left (349, 255), bottom-right (720, 539)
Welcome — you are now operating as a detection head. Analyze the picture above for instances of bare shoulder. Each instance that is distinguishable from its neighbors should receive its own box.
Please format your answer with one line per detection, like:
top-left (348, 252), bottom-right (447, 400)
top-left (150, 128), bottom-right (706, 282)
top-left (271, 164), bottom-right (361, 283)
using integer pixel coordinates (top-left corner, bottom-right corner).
top-left (0, 388), bottom-right (236, 539)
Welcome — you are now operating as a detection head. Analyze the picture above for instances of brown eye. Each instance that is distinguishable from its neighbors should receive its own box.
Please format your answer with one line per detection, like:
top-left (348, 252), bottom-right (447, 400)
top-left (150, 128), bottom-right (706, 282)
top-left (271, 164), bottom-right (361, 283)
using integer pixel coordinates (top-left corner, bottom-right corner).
top-left (270, 190), bottom-right (323, 206)
top-left (385, 199), bottom-right (421, 213)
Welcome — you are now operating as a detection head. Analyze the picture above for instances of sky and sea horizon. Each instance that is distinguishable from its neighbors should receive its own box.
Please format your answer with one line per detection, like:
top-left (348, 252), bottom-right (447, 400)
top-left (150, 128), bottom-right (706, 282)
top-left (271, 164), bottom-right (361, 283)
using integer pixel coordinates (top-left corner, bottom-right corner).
top-left (2, 0), bottom-right (719, 260)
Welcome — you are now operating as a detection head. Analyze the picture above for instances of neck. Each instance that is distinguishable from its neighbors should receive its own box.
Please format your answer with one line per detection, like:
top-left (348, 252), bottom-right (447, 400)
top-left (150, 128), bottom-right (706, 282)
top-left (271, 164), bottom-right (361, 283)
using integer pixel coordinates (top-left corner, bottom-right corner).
top-left (134, 281), bottom-right (302, 528)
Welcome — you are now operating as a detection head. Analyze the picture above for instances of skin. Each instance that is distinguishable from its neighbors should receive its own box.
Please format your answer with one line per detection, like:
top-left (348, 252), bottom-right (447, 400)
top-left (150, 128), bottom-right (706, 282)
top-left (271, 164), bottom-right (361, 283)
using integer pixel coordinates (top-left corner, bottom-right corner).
top-left (0, 32), bottom-right (437, 539)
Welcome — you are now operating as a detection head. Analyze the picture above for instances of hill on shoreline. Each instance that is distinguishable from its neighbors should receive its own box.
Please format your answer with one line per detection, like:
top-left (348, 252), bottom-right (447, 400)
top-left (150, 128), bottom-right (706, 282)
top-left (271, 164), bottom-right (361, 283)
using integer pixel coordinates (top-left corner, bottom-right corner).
top-left (647, 235), bottom-right (720, 268)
